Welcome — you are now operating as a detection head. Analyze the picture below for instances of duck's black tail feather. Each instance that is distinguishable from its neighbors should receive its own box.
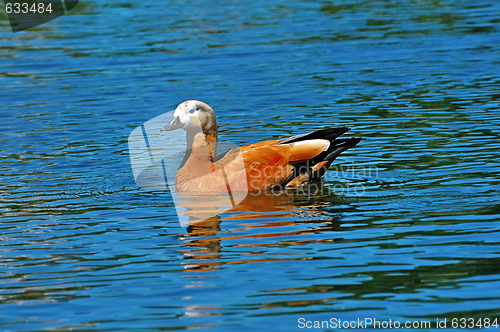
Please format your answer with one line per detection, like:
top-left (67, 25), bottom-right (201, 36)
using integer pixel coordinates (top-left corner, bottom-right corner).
top-left (311, 137), bottom-right (362, 180)
top-left (285, 128), bottom-right (361, 187)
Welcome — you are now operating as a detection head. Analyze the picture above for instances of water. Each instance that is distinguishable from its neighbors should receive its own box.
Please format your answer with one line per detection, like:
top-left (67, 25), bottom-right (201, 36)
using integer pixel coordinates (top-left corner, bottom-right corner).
top-left (1, 0), bottom-right (499, 330)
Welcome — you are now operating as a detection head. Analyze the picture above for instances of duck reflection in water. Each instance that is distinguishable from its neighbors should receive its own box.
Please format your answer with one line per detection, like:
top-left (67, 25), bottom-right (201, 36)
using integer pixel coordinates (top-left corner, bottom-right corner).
top-left (179, 188), bottom-right (347, 272)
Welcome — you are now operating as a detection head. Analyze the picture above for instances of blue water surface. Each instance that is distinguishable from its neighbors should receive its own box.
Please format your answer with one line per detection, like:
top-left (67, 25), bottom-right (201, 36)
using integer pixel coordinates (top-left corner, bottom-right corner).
top-left (1, 0), bottom-right (499, 330)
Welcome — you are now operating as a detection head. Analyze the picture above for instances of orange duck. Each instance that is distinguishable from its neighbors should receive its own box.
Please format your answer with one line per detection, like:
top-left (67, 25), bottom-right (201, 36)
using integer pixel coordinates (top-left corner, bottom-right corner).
top-left (160, 100), bottom-right (361, 193)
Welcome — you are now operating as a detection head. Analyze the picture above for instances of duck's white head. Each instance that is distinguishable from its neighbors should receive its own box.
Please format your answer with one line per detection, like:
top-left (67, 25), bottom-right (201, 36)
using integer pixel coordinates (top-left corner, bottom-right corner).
top-left (160, 100), bottom-right (217, 136)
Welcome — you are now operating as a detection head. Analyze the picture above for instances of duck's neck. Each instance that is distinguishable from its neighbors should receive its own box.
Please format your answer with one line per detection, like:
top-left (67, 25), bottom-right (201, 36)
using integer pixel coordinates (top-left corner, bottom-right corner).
top-left (179, 128), bottom-right (218, 170)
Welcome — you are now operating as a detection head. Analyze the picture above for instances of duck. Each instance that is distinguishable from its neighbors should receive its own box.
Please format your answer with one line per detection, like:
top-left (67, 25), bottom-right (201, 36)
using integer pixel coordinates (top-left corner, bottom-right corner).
top-left (160, 100), bottom-right (361, 193)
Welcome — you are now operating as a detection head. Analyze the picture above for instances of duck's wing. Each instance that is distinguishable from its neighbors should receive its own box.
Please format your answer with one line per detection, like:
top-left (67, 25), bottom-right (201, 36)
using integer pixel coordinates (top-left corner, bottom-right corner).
top-left (241, 140), bottom-right (333, 191)
top-left (239, 145), bottom-right (294, 192)
top-left (215, 139), bottom-right (331, 192)
top-left (215, 127), bottom-right (361, 191)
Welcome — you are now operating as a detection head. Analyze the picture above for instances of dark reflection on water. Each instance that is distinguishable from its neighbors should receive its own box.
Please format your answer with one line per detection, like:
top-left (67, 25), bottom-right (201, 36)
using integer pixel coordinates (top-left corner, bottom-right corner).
top-left (1, 0), bottom-right (499, 330)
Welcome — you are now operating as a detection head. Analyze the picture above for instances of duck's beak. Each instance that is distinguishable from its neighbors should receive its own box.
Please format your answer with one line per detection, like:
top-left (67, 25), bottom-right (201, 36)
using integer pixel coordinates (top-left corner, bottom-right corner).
top-left (160, 116), bottom-right (183, 132)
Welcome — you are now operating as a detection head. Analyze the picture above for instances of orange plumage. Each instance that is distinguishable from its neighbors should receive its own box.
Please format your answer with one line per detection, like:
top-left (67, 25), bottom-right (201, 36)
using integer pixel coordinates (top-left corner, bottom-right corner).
top-left (160, 100), bottom-right (361, 193)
